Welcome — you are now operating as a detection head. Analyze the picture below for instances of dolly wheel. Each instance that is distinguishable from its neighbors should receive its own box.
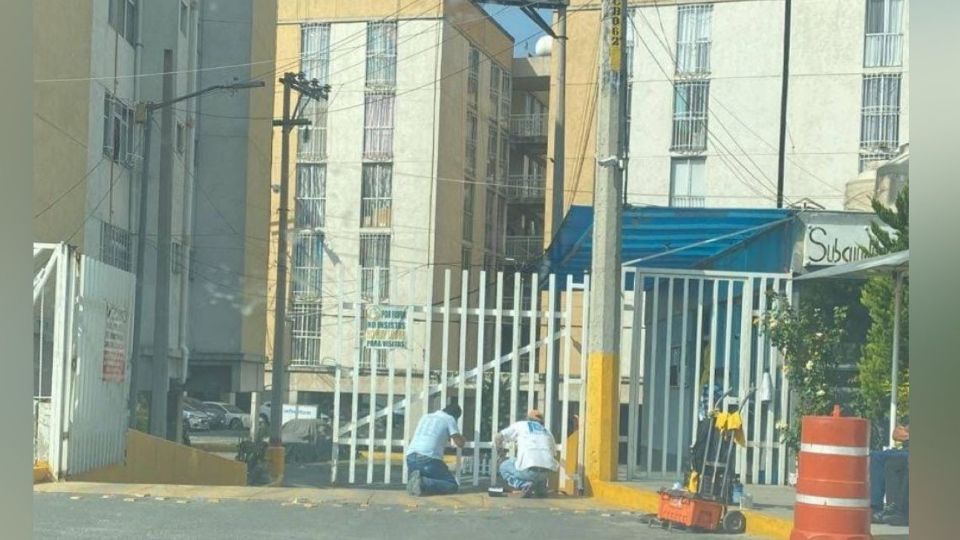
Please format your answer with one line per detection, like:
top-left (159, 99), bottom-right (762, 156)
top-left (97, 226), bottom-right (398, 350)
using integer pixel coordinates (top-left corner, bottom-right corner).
top-left (722, 510), bottom-right (746, 534)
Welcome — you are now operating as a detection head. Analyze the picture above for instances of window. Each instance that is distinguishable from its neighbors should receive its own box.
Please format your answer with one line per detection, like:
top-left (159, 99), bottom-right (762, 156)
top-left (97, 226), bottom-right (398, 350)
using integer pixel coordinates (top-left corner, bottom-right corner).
top-left (292, 232), bottom-right (324, 301)
top-left (361, 164), bottom-right (392, 228)
top-left (291, 302), bottom-right (322, 367)
top-left (465, 112), bottom-right (478, 177)
top-left (366, 22), bottom-right (397, 88)
top-left (176, 122), bottom-right (185, 154)
top-left (486, 124), bottom-right (498, 183)
top-left (171, 241), bottom-right (183, 274)
top-left (360, 233), bottom-right (390, 301)
top-left (462, 181), bottom-right (475, 242)
top-left (461, 245), bottom-right (472, 272)
top-left (109, 0), bottom-right (138, 45)
top-left (498, 129), bottom-right (509, 183)
top-left (298, 98), bottom-right (328, 161)
top-left (102, 92), bottom-right (134, 167)
top-left (864, 0), bottom-right (904, 67)
top-left (671, 81), bottom-right (709, 152)
top-left (467, 47), bottom-right (480, 107)
top-left (500, 75), bottom-right (512, 126)
top-left (489, 64), bottom-right (502, 118)
top-left (363, 92), bottom-right (395, 160)
top-left (295, 164), bottom-right (326, 230)
top-left (484, 188), bottom-right (497, 253)
top-left (301, 24), bottom-right (330, 84)
top-left (860, 74), bottom-right (901, 150)
top-left (676, 4), bottom-right (713, 76)
top-left (99, 221), bottom-right (132, 271)
top-left (670, 157), bottom-right (706, 208)
top-left (179, 1), bottom-right (188, 36)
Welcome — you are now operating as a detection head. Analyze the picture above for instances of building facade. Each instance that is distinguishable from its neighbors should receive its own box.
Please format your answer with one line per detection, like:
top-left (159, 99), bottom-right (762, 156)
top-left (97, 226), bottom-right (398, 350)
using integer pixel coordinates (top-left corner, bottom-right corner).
top-left (545, 0), bottom-right (909, 235)
top-left (33, 0), bottom-right (276, 421)
top-left (267, 0), bottom-right (515, 412)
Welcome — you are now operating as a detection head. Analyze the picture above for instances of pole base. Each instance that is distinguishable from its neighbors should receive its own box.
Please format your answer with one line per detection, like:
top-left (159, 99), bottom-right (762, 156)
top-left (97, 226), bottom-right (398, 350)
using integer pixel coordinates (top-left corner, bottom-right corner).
top-left (266, 445), bottom-right (285, 485)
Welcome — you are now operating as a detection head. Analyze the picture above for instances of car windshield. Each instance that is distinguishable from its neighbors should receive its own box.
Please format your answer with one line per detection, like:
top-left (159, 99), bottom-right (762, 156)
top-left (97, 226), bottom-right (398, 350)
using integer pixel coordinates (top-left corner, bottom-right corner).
top-left (224, 405), bottom-right (244, 413)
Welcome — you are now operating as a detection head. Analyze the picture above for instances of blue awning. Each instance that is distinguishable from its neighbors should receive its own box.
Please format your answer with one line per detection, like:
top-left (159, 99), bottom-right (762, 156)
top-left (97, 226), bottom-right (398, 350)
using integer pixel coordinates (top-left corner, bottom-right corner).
top-left (542, 205), bottom-right (795, 277)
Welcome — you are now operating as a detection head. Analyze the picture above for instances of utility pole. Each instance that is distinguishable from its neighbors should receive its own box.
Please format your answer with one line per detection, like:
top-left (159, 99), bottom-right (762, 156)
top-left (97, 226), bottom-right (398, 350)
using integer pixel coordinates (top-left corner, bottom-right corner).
top-left (776, 0), bottom-right (792, 208)
top-left (269, 73), bottom-right (329, 473)
top-left (585, 0), bottom-right (627, 485)
top-left (128, 60), bottom-right (264, 436)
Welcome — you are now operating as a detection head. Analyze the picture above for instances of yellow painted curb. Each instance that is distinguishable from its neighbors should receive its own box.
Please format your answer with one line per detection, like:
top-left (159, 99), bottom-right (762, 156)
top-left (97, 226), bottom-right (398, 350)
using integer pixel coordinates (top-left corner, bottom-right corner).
top-left (589, 480), bottom-right (792, 540)
top-left (33, 461), bottom-right (53, 484)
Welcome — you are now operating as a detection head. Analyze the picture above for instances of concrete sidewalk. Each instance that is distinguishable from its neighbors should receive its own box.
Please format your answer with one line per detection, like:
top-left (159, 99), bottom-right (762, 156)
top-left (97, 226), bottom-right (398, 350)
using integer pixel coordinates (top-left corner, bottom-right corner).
top-left (593, 479), bottom-right (908, 540)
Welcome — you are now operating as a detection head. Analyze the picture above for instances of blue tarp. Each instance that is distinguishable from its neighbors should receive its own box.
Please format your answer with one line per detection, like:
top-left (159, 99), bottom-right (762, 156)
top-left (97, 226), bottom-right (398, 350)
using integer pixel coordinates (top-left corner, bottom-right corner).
top-left (542, 205), bottom-right (795, 278)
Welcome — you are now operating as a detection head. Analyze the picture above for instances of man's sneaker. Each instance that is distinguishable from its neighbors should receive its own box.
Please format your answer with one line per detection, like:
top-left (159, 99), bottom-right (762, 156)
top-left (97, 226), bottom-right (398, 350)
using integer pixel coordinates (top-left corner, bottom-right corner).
top-left (520, 482), bottom-right (535, 498)
top-left (533, 480), bottom-right (548, 498)
top-left (407, 470), bottom-right (423, 497)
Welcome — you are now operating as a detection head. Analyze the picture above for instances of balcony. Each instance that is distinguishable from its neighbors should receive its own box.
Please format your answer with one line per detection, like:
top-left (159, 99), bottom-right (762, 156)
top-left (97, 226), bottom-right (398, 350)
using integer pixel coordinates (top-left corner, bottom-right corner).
top-left (503, 173), bottom-right (546, 203)
top-left (504, 235), bottom-right (544, 262)
top-left (510, 113), bottom-right (548, 141)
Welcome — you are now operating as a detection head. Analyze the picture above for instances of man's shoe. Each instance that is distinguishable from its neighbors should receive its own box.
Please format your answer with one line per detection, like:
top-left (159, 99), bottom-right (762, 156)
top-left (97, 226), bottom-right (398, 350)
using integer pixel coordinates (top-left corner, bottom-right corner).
top-left (533, 481), bottom-right (548, 498)
top-left (883, 512), bottom-right (909, 527)
top-left (407, 470), bottom-right (423, 497)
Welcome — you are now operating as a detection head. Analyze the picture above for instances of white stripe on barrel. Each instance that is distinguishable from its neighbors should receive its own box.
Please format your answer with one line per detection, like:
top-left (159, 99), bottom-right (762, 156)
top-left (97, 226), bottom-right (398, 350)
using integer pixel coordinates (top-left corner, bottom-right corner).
top-left (799, 443), bottom-right (869, 457)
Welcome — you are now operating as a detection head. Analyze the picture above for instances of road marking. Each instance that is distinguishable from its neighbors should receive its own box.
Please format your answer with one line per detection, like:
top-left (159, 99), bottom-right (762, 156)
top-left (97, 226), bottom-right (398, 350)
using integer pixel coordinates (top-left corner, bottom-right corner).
top-left (69, 496), bottom-right (81, 500)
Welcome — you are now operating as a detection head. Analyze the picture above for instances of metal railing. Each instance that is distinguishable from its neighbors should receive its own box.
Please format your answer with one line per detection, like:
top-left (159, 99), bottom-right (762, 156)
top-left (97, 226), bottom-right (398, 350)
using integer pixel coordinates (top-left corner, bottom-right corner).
top-left (504, 235), bottom-right (544, 261)
top-left (504, 173), bottom-right (546, 201)
top-left (510, 113), bottom-right (548, 139)
top-left (670, 195), bottom-right (706, 208)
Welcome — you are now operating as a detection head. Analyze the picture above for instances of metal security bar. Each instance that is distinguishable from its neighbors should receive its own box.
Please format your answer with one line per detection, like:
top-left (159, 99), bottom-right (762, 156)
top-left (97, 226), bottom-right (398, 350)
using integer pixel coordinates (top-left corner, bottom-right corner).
top-left (510, 113), bottom-right (549, 138)
top-left (860, 74), bottom-right (901, 150)
top-left (671, 81), bottom-right (709, 152)
top-left (676, 4), bottom-right (713, 76)
top-left (863, 0), bottom-right (904, 67)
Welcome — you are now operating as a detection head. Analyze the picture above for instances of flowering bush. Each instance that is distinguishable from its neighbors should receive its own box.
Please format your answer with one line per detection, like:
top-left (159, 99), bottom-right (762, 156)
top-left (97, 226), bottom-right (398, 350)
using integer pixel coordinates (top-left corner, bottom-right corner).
top-left (759, 292), bottom-right (850, 453)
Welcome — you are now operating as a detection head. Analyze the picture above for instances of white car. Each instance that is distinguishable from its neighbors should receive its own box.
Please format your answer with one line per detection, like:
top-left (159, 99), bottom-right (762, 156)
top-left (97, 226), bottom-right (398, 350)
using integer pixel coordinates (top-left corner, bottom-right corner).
top-left (203, 401), bottom-right (252, 430)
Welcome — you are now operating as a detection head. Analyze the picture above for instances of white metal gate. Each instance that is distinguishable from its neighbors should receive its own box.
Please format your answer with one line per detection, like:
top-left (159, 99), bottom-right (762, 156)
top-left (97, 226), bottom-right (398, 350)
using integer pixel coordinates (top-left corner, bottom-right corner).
top-left (622, 267), bottom-right (793, 486)
top-left (320, 267), bottom-right (589, 491)
top-left (33, 243), bottom-right (136, 478)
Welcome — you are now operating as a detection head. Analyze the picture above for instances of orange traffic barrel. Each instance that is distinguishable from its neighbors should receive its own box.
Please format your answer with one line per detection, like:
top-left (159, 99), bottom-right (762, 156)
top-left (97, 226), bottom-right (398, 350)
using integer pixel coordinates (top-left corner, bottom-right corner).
top-left (791, 406), bottom-right (871, 540)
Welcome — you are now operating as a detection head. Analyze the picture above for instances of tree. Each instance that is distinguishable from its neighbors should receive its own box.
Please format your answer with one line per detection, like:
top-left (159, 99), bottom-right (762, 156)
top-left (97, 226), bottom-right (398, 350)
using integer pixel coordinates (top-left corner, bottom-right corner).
top-left (858, 185), bottom-right (909, 447)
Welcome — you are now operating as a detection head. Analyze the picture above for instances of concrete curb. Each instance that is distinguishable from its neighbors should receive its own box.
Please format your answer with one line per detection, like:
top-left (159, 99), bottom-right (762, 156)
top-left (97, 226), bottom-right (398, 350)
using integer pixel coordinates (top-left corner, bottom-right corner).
top-left (589, 481), bottom-right (793, 540)
top-left (33, 462), bottom-right (53, 484)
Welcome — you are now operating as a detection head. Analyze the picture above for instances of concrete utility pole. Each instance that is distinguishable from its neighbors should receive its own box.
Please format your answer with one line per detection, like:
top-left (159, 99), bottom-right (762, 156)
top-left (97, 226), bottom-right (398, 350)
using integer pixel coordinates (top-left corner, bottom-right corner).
top-left (128, 59), bottom-right (264, 437)
top-left (776, 0), bottom-right (792, 208)
top-left (269, 72), bottom-right (329, 475)
top-left (585, 0), bottom-right (627, 486)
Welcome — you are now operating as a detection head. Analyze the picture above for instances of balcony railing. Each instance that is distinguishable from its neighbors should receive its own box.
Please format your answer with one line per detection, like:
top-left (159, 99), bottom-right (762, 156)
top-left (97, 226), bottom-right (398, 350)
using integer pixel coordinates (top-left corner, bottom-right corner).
top-left (504, 173), bottom-right (546, 202)
top-left (510, 114), bottom-right (548, 139)
top-left (504, 235), bottom-right (544, 262)
top-left (670, 195), bottom-right (706, 208)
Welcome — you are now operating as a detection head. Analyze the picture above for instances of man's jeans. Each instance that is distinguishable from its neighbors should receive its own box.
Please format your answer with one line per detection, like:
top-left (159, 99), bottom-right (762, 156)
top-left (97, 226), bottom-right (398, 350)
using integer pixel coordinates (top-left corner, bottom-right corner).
top-left (406, 453), bottom-right (459, 495)
top-left (870, 450), bottom-right (909, 510)
top-left (499, 458), bottom-right (549, 490)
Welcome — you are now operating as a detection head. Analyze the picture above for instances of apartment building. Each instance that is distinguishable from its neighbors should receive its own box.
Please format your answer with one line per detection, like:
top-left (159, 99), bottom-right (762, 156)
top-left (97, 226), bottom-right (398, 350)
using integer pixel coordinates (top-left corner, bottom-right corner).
top-left (33, 0), bottom-right (276, 420)
top-left (545, 0), bottom-right (909, 234)
top-left (267, 0), bottom-right (515, 411)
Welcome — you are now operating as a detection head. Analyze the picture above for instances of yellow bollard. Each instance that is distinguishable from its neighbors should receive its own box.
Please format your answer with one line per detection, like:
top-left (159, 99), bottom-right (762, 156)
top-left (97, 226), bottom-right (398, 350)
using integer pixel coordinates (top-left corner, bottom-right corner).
top-left (266, 445), bottom-right (285, 485)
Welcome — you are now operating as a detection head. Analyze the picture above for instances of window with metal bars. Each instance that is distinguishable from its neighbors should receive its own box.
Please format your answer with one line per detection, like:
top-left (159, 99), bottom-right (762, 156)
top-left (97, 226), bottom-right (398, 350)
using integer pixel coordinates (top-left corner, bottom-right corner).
top-left (671, 81), bottom-right (709, 152)
top-left (864, 0), bottom-right (904, 68)
top-left (859, 149), bottom-right (899, 172)
top-left (102, 92), bottom-right (135, 168)
top-left (484, 188), bottom-right (497, 253)
top-left (461, 245), bottom-right (472, 272)
top-left (500, 75), bottom-right (512, 127)
top-left (171, 241), bottom-right (183, 274)
top-left (486, 124), bottom-right (498, 183)
top-left (360, 233), bottom-right (390, 301)
top-left (468, 47), bottom-right (480, 108)
top-left (489, 64), bottom-right (502, 118)
top-left (860, 74), bottom-right (901, 151)
top-left (361, 164), bottom-right (392, 228)
top-left (499, 129), bottom-right (509, 183)
top-left (462, 181), bottom-right (475, 242)
top-left (292, 232), bottom-right (324, 302)
top-left (669, 157), bottom-right (706, 208)
top-left (676, 4), bottom-right (713, 76)
top-left (298, 98), bottom-right (328, 162)
top-left (363, 92), bottom-right (395, 160)
top-left (366, 21), bottom-right (397, 89)
top-left (465, 112), bottom-right (479, 177)
top-left (295, 163), bottom-right (325, 230)
top-left (99, 221), bottom-right (132, 271)
top-left (301, 23), bottom-right (330, 84)
top-left (290, 301), bottom-right (322, 368)
top-left (108, 0), bottom-right (138, 45)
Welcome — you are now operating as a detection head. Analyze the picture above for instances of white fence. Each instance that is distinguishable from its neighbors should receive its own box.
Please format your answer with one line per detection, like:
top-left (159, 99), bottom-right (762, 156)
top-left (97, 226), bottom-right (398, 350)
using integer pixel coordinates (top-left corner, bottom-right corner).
top-left (33, 243), bottom-right (136, 478)
top-left (622, 267), bottom-right (792, 486)
top-left (317, 267), bottom-right (589, 491)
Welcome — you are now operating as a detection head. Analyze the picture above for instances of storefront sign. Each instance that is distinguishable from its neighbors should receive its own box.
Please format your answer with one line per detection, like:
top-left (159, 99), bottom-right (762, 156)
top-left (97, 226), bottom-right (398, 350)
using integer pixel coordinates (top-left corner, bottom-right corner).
top-left (363, 304), bottom-right (408, 349)
top-left (282, 404), bottom-right (317, 426)
top-left (802, 224), bottom-right (872, 267)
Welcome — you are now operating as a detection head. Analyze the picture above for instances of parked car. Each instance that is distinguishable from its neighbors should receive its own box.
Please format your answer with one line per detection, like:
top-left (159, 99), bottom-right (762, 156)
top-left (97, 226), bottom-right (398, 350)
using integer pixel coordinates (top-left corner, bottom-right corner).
top-left (203, 401), bottom-right (252, 430)
top-left (182, 404), bottom-right (211, 431)
top-left (185, 397), bottom-right (225, 429)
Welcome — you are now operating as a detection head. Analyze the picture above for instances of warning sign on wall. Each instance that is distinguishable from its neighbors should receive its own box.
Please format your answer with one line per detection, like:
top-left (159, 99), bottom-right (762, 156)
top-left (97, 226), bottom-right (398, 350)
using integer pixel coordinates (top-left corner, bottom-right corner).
top-left (102, 304), bottom-right (129, 382)
top-left (363, 304), bottom-right (408, 350)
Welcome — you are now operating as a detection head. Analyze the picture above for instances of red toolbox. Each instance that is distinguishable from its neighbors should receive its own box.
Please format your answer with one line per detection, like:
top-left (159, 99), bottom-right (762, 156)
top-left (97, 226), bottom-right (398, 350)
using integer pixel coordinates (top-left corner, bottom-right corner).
top-left (656, 489), bottom-right (724, 530)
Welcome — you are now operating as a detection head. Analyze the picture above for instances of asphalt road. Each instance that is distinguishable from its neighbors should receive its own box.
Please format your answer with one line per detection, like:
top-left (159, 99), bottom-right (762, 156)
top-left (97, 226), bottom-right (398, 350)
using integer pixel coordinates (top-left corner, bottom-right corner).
top-left (34, 492), bottom-right (757, 540)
